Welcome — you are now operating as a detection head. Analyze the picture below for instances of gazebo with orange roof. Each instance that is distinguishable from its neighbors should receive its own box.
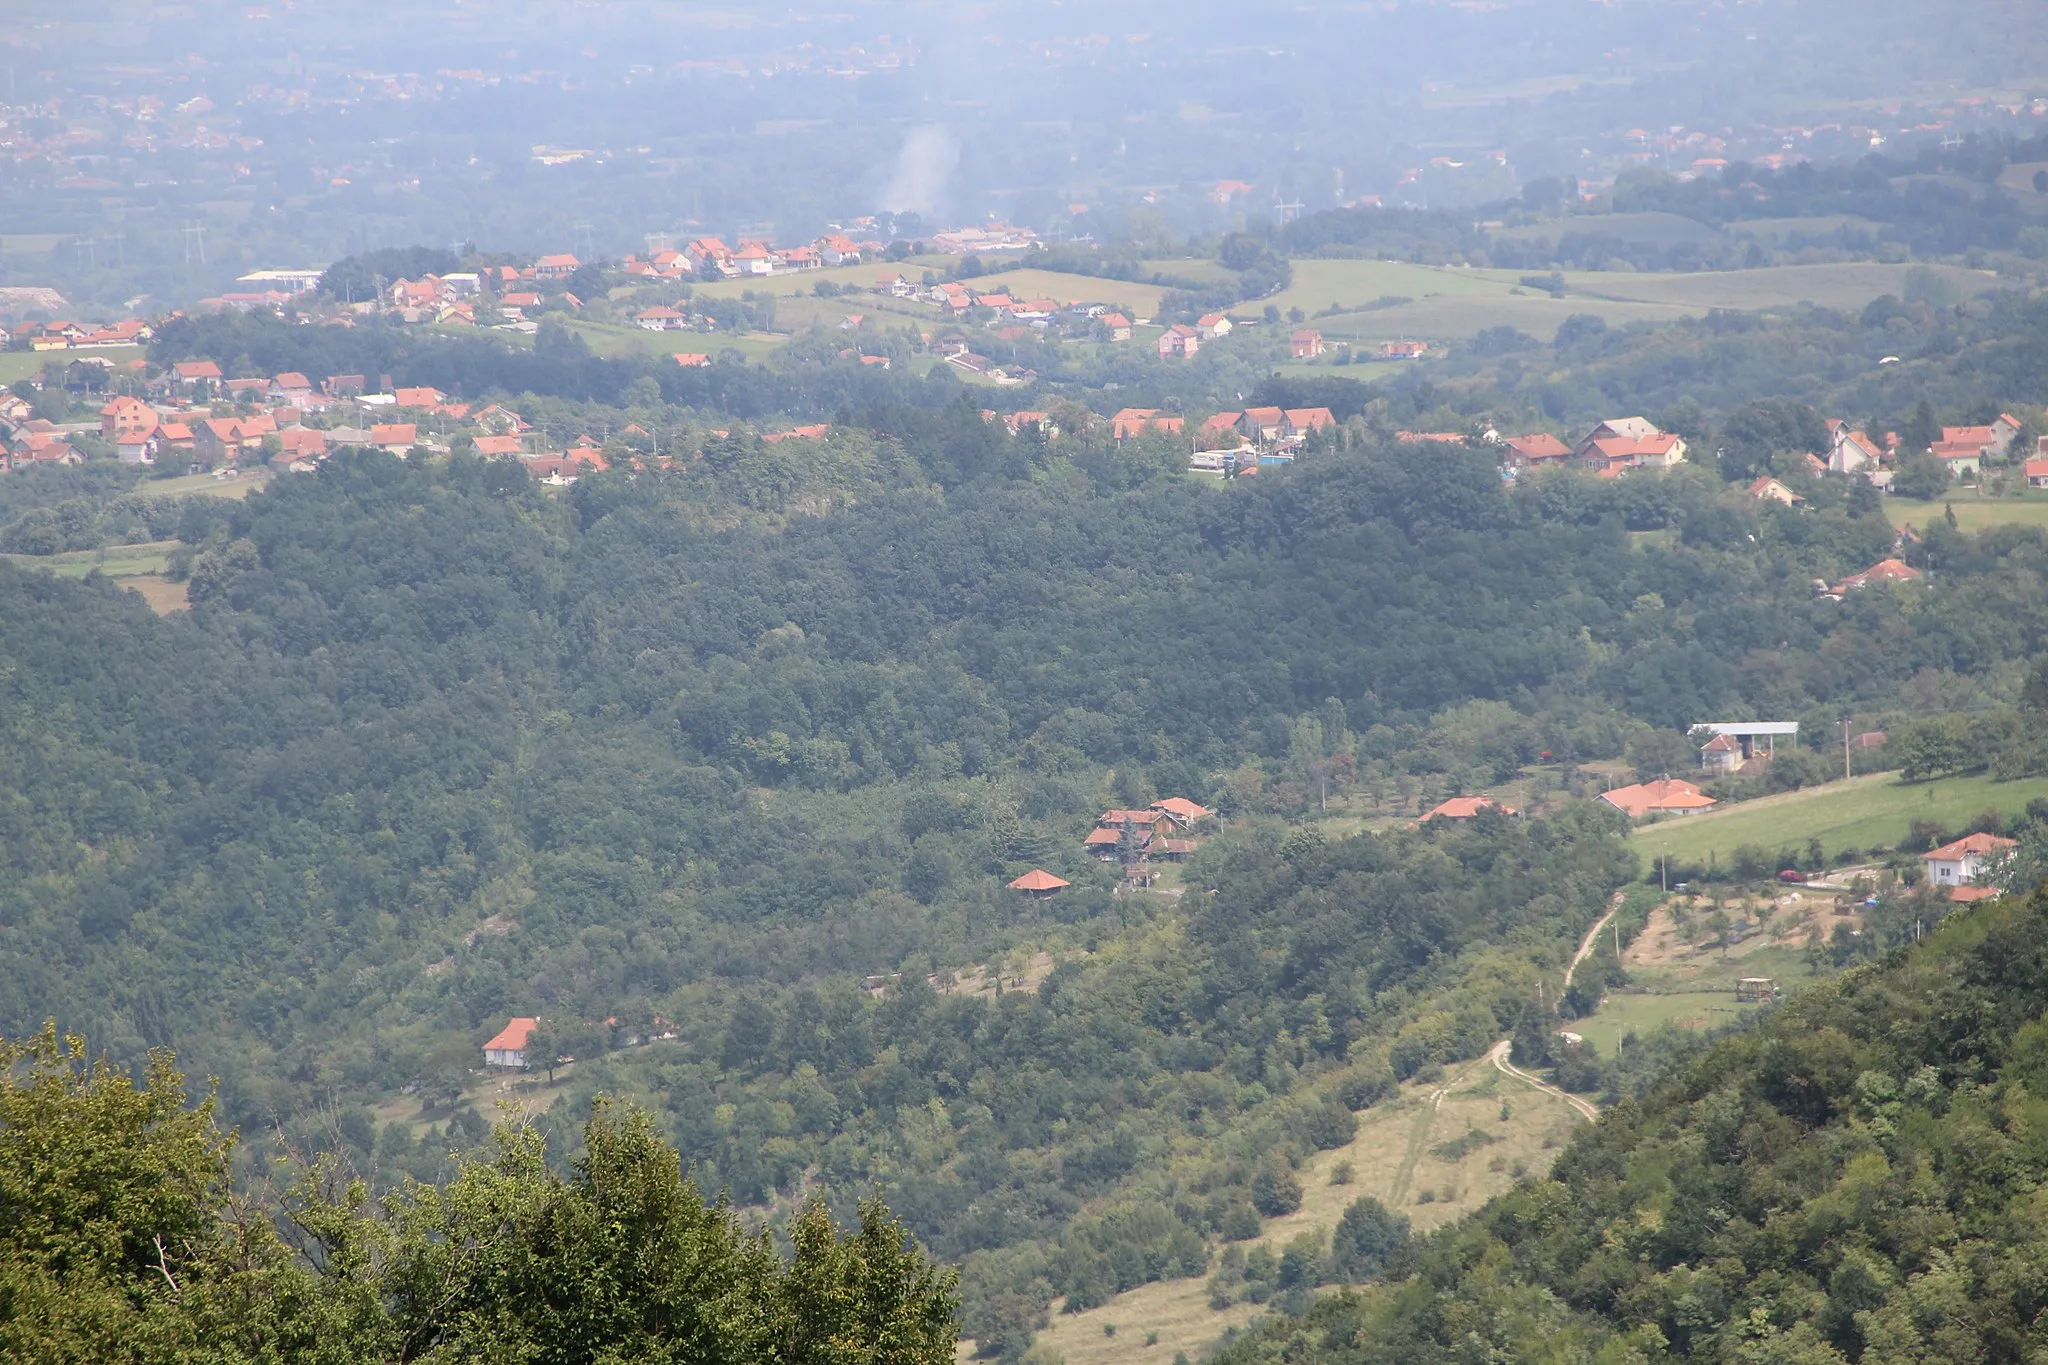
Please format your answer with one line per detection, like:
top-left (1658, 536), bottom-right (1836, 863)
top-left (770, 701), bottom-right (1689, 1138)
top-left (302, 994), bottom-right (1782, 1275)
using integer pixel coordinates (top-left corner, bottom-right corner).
top-left (1007, 869), bottom-right (1070, 898)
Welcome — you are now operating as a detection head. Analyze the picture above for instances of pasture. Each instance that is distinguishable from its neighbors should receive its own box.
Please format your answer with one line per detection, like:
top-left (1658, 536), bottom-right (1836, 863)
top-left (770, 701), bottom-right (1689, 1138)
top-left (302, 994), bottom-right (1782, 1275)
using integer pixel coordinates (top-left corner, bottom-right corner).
top-left (1572, 991), bottom-right (1759, 1059)
top-left (566, 319), bottom-right (786, 363)
top-left (0, 540), bottom-right (179, 579)
top-left (1887, 490), bottom-right (2048, 534)
top-left (1262, 258), bottom-right (1997, 343)
top-left (1628, 771), bottom-right (2048, 868)
top-left (1488, 211), bottom-right (1722, 249)
top-left (0, 346), bottom-right (140, 385)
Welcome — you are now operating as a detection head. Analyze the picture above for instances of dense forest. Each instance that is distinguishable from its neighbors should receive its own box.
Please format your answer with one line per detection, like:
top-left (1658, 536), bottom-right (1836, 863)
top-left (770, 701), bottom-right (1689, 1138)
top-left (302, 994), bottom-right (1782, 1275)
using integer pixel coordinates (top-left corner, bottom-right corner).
top-left (8, 400), bottom-right (2048, 1351)
top-left (0, 1026), bottom-right (959, 1363)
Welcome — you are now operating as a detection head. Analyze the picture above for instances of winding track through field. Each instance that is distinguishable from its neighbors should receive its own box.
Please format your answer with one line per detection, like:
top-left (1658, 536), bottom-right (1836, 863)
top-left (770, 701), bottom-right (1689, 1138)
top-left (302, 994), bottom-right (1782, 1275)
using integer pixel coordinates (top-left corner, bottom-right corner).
top-left (1486, 892), bottom-right (1626, 1125)
top-left (1565, 892), bottom-right (1625, 991)
top-left (1490, 1039), bottom-right (1599, 1123)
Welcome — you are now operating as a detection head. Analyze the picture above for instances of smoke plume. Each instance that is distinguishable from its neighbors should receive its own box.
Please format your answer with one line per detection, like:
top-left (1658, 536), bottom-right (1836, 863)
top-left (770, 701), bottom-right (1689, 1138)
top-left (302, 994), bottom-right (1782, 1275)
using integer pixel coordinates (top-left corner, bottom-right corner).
top-left (880, 125), bottom-right (959, 216)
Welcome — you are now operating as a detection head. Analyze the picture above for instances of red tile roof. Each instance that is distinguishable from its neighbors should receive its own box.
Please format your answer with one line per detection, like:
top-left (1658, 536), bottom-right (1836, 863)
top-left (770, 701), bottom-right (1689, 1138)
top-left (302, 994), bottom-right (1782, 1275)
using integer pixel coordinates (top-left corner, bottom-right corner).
top-left (1598, 778), bottom-right (1717, 819)
top-left (1838, 558), bottom-right (1921, 590)
top-left (483, 1017), bottom-right (539, 1052)
top-left (1925, 832), bottom-right (2018, 862)
top-left (1007, 869), bottom-right (1070, 892)
top-left (1149, 797), bottom-right (1215, 821)
top-left (1423, 795), bottom-right (1518, 821)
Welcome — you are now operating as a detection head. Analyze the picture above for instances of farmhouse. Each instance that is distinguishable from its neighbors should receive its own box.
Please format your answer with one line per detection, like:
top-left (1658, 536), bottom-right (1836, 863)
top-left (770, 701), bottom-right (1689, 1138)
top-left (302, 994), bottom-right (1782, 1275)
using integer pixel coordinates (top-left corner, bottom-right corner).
top-left (1598, 777), bottom-right (1718, 820)
top-left (483, 1017), bottom-right (539, 1069)
top-left (1291, 330), bottom-right (1325, 359)
top-left (1149, 797), bottom-right (1216, 827)
top-left (635, 306), bottom-right (691, 331)
top-left (1924, 832), bottom-right (2017, 889)
top-left (1111, 408), bottom-right (1184, 439)
top-left (1422, 796), bottom-right (1518, 822)
top-left (2029, 457), bottom-right (2048, 490)
top-left (1503, 433), bottom-right (1572, 468)
top-left (1828, 425), bottom-right (1883, 474)
top-left (1833, 558), bottom-right (1921, 593)
top-left (1158, 324), bottom-right (1201, 359)
top-left (1746, 476), bottom-right (1803, 506)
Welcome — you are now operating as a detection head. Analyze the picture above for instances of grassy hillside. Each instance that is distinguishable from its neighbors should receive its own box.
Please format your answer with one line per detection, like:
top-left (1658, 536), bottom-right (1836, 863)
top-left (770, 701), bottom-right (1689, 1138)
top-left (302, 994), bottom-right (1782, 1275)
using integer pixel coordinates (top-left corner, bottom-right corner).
top-left (1013, 1049), bottom-right (1587, 1365)
top-left (1274, 259), bottom-right (1995, 343)
top-left (1213, 886), bottom-right (2048, 1365)
top-left (1887, 489), bottom-right (2048, 534)
top-left (1629, 770), bottom-right (2048, 868)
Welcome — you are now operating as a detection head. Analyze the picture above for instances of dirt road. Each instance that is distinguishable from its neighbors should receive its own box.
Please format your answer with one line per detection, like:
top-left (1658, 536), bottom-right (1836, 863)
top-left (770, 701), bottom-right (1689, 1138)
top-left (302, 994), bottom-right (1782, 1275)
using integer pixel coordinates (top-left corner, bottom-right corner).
top-left (1564, 892), bottom-right (1624, 990)
top-left (1489, 1038), bottom-right (1600, 1123)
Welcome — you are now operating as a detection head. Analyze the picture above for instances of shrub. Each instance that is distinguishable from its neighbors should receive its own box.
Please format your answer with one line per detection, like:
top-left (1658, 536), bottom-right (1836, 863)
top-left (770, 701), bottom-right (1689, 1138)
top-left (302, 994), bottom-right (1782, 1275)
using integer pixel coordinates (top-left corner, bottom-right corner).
top-left (1250, 1166), bottom-right (1303, 1217)
top-left (1302, 1099), bottom-right (1358, 1151)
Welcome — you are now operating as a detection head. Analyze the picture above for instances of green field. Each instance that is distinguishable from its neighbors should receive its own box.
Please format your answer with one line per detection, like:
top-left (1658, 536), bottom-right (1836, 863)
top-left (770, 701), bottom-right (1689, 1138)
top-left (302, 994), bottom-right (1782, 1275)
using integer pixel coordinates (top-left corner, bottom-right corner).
top-left (566, 319), bottom-right (785, 362)
top-left (0, 346), bottom-right (139, 385)
top-left (1572, 991), bottom-right (1761, 1058)
top-left (1629, 771), bottom-right (2048, 867)
top-left (1264, 259), bottom-right (1998, 344)
top-left (1488, 211), bottom-right (1723, 249)
top-left (1726, 215), bottom-right (1889, 243)
top-left (1887, 490), bottom-right (2048, 534)
top-left (0, 540), bottom-right (178, 579)
top-left (138, 470), bottom-right (267, 499)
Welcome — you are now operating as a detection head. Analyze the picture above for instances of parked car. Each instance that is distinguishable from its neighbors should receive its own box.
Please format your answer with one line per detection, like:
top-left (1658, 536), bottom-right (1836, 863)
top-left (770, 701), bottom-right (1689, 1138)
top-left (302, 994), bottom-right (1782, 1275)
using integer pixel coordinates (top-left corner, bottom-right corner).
top-left (1777, 869), bottom-right (1808, 883)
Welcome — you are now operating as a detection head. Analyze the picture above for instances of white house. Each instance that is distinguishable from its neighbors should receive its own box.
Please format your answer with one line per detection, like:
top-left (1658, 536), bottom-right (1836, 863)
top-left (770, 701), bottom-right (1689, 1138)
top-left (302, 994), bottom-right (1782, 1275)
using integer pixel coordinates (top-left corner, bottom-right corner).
top-left (1924, 832), bottom-right (2017, 888)
top-left (483, 1016), bottom-right (539, 1069)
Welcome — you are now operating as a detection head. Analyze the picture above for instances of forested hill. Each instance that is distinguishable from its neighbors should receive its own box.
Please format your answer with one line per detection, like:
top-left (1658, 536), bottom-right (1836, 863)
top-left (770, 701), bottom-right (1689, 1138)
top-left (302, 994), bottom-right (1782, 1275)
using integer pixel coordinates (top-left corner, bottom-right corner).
top-left (4, 427), bottom-right (2048, 1352)
top-left (1, 430), bottom-right (2043, 1114)
top-left (1212, 886), bottom-right (2048, 1365)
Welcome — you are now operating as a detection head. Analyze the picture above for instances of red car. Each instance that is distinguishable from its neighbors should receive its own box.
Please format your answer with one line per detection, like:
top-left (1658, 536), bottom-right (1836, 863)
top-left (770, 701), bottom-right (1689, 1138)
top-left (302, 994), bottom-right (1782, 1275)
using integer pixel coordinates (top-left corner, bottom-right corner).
top-left (1777, 869), bottom-right (1807, 884)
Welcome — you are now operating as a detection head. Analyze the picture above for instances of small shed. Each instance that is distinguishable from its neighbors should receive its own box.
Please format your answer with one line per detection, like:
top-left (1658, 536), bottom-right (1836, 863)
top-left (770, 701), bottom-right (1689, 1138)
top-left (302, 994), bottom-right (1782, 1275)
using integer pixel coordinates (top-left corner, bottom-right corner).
top-left (1736, 978), bottom-right (1776, 1003)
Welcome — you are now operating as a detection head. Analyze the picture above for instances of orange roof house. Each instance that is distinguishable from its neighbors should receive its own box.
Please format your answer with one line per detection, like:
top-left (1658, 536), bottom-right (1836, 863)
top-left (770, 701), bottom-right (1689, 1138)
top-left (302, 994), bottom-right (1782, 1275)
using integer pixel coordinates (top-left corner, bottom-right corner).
top-left (1149, 798), bottom-right (1216, 825)
top-left (1504, 433), bottom-right (1573, 467)
top-left (1835, 558), bottom-right (1921, 592)
top-left (1423, 796), bottom-right (1519, 822)
top-left (100, 395), bottom-right (159, 442)
top-left (483, 1017), bottom-right (539, 1068)
top-left (1099, 809), bottom-right (1168, 828)
top-left (1110, 409), bottom-right (1184, 440)
top-left (1007, 869), bottom-right (1070, 897)
top-left (1598, 778), bottom-right (1718, 820)
top-left (1924, 832), bottom-right (2017, 889)
top-left (1285, 407), bottom-right (1336, 437)
top-left (370, 423), bottom-right (419, 451)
